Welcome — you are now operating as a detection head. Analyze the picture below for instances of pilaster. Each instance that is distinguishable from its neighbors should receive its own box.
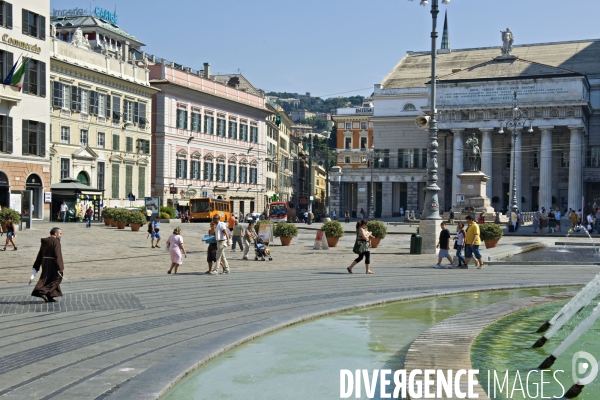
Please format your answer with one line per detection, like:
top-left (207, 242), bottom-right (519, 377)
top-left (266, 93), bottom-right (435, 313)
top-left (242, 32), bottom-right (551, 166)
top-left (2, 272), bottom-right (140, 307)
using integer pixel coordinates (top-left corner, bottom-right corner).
top-left (357, 181), bottom-right (368, 215)
top-left (451, 130), bottom-right (464, 208)
top-left (382, 182), bottom-right (393, 218)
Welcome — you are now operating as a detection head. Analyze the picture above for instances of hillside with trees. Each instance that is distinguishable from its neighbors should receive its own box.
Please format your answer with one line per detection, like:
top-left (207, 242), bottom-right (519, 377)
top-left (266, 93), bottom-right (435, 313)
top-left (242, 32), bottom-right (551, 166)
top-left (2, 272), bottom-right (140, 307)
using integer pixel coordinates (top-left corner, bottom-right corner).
top-left (266, 92), bottom-right (365, 114)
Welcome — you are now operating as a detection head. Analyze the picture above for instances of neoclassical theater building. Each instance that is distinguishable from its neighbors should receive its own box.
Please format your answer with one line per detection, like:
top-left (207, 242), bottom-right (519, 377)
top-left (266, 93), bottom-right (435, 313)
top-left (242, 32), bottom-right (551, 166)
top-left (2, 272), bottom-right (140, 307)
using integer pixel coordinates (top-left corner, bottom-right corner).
top-left (349, 34), bottom-right (600, 217)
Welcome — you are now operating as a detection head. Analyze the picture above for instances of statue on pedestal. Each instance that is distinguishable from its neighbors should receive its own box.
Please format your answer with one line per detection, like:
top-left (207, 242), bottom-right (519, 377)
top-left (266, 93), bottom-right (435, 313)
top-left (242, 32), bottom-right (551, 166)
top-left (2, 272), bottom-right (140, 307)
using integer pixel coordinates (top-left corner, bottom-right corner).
top-left (463, 132), bottom-right (481, 172)
top-left (69, 27), bottom-right (91, 51)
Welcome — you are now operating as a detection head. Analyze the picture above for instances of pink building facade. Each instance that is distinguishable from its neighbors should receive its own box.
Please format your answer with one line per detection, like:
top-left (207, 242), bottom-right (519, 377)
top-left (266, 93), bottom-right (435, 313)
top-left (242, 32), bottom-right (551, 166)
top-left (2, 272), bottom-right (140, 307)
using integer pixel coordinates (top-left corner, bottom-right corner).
top-left (149, 62), bottom-right (272, 214)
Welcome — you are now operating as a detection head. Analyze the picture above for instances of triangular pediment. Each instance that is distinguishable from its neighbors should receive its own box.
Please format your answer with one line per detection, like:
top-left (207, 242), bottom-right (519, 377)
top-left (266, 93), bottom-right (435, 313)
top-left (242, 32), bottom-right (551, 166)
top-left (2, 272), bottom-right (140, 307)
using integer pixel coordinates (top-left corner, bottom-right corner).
top-left (437, 57), bottom-right (583, 83)
top-left (176, 149), bottom-right (188, 157)
top-left (191, 151), bottom-right (202, 159)
top-left (72, 146), bottom-right (99, 159)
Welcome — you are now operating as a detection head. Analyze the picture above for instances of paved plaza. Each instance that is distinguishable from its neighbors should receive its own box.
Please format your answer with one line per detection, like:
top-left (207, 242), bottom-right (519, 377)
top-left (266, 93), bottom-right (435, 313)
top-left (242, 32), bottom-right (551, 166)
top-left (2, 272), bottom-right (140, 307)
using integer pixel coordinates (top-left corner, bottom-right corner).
top-left (0, 220), bottom-right (598, 399)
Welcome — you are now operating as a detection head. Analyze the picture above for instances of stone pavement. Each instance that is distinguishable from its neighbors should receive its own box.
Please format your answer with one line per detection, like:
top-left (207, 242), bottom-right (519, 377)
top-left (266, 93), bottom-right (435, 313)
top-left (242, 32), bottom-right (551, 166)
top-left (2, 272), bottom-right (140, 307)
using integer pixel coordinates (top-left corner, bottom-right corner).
top-left (0, 221), bottom-right (597, 399)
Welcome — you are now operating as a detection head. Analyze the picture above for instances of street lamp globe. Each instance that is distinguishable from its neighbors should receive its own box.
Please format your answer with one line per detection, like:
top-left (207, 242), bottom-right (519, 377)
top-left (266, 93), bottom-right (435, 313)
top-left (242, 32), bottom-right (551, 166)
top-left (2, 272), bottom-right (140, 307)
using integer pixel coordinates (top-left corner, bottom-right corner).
top-left (441, 0), bottom-right (450, 4)
top-left (419, 0), bottom-right (428, 6)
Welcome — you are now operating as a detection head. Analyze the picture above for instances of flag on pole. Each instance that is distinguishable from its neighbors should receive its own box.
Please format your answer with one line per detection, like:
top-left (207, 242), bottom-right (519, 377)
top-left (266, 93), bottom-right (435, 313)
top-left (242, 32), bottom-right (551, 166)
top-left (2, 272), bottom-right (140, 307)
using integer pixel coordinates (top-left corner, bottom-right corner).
top-left (10, 58), bottom-right (28, 91)
top-left (2, 56), bottom-right (20, 86)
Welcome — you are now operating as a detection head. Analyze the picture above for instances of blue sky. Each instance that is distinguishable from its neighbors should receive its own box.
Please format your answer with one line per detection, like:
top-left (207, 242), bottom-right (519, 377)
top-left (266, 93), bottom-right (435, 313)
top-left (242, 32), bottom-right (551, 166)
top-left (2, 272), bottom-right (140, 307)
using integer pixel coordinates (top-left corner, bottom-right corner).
top-left (51, 0), bottom-right (600, 98)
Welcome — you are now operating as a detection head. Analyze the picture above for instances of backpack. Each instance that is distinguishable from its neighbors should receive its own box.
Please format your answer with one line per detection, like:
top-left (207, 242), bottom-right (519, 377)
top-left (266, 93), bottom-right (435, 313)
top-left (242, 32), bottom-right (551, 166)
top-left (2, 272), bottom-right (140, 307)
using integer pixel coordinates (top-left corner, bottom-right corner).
top-left (147, 222), bottom-right (153, 233)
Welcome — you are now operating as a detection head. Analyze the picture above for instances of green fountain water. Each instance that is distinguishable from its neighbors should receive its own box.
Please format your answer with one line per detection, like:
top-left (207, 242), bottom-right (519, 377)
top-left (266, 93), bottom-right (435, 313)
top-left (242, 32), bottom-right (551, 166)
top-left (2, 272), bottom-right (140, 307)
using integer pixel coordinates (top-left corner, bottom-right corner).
top-left (163, 287), bottom-right (572, 400)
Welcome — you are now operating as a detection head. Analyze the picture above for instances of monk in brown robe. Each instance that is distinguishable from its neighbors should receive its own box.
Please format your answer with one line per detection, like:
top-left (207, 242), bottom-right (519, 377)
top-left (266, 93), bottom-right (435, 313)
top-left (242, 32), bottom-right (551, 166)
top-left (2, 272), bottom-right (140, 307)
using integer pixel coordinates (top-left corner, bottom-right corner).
top-left (31, 227), bottom-right (64, 303)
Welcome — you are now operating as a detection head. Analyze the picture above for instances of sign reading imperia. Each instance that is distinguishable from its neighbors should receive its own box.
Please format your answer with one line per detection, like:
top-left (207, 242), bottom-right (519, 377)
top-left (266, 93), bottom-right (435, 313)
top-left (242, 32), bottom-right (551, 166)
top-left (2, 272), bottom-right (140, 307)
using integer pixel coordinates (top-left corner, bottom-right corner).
top-left (51, 6), bottom-right (118, 24)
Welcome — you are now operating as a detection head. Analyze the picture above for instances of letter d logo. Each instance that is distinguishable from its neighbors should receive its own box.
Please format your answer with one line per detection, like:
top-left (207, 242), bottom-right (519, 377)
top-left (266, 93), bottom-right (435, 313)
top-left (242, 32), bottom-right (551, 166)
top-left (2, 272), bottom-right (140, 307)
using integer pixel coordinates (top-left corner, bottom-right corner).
top-left (572, 351), bottom-right (598, 385)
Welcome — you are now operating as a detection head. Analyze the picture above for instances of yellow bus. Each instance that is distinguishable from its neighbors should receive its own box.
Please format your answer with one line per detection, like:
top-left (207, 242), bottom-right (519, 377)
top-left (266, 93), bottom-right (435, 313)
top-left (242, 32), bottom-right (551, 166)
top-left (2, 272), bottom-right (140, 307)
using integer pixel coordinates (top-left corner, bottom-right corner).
top-left (189, 197), bottom-right (231, 222)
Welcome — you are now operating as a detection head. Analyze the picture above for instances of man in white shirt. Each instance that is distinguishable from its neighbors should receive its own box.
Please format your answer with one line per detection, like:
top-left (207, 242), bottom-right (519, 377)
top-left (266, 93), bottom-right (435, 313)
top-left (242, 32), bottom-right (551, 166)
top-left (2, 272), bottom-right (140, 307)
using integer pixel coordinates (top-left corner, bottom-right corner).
top-left (60, 202), bottom-right (68, 222)
top-left (211, 214), bottom-right (231, 274)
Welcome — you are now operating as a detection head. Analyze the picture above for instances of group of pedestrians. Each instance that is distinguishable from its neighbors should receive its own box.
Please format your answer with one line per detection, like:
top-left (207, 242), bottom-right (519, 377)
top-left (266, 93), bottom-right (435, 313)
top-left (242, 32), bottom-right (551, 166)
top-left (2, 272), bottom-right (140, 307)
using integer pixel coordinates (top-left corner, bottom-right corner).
top-left (435, 215), bottom-right (484, 269)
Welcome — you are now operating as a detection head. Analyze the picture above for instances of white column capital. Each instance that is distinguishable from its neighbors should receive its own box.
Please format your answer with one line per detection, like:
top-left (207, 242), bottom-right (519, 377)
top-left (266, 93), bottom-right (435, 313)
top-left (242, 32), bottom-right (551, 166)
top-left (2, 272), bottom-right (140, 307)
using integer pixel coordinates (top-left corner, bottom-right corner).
top-left (478, 128), bottom-right (494, 133)
top-left (568, 125), bottom-right (585, 132)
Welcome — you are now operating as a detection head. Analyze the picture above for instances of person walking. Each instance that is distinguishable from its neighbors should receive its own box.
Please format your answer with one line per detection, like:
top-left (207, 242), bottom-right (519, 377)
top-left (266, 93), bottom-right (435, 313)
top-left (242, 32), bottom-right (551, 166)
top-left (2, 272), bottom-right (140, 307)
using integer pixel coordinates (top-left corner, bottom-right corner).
top-left (448, 209), bottom-right (455, 225)
top-left (477, 212), bottom-right (486, 225)
top-left (60, 201), bottom-right (68, 222)
top-left (540, 208), bottom-right (548, 234)
top-left (555, 208), bottom-right (562, 232)
top-left (304, 211), bottom-right (308, 224)
top-left (359, 208), bottom-right (365, 220)
top-left (150, 216), bottom-right (161, 248)
top-left (548, 208), bottom-right (556, 233)
top-left (211, 215), bottom-right (231, 274)
top-left (347, 220), bottom-right (374, 274)
top-left (206, 221), bottom-right (218, 273)
top-left (228, 214), bottom-right (236, 232)
top-left (146, 207), bottom-right (152, 222)
top-left (455, 222), bottom-right (467, 268)
top-left (532, 210), bottom-right (540, 233)
top-left (167, 227), bottom-right (187, 274)
top-left (231, 220), bottom-right (243, 252)
top-left (345, 210), bottom-right (350, 224)
top-left (569, 209), bottom-right (579, 230)
top-left (515, 209), bottom-right (521, 232)
top-left (30, 227), bottom-right (64, 303)
top-left (243, 221), bottom-right (257, 260)
top-left (435, 222), bottom-right (456, 269)
top-left (510, 209), bottom-right (518, 232)
top-left (332, 210), bottom-right (337, 220)
top-left (400, 206), bottom-right (404, 217)
top-left (85, 206), bottom-right (93, 228)
top-left (464, 215), bottom-right (484, 269)
top-left (1, 217), bottom-right (17, 251)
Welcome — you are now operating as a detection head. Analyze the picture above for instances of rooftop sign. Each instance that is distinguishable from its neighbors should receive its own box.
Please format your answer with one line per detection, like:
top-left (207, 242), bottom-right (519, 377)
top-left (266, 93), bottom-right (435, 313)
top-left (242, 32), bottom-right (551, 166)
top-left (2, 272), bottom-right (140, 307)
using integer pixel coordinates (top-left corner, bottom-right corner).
top-left (51, 6), bottom-right (118, 25)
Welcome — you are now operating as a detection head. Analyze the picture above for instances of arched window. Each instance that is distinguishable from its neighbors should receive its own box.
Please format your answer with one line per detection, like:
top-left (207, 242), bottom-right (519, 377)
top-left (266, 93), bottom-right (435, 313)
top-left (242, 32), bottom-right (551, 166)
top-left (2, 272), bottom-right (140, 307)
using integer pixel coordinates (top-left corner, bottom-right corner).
top-left (403, 103), bottom-right (417, 111)
top-left (77, 171), bottom-right (90, 186)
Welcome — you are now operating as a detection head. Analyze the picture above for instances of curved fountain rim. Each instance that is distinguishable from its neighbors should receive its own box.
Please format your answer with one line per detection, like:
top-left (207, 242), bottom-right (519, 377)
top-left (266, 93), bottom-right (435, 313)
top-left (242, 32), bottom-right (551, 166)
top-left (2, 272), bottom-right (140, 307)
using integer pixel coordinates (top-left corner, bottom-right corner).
top-left (106, 284), bottom-right (581, 400)
top-left (403, 291), bottom-right (577, 400)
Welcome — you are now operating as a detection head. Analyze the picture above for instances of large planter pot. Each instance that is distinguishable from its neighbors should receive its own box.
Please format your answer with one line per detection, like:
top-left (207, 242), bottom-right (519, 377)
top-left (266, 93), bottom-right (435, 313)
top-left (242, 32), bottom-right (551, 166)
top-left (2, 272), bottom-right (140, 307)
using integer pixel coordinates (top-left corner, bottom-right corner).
top-left (116, 222), bottom-right (126, 230)
top-left (326, 236), bottom-right (339, 247)
top-left (279, 237), bottom-right (293, 246)
top-left (130, 223), bottom-right (141, 232)
top-left (110, 220), bottom-right (118, 227)
top-left (484, 238), bottom-right (499, 249)
top-left (104, 218), bottom-right (112, 226)
top-left (370, 237), bottom-right (382, 248)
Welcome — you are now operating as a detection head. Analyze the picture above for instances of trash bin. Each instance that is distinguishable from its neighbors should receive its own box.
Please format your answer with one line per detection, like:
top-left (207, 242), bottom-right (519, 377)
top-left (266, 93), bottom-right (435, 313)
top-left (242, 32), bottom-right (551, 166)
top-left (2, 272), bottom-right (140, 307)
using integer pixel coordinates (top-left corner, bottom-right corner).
top-left (410, 233), bottom-right (422, 255)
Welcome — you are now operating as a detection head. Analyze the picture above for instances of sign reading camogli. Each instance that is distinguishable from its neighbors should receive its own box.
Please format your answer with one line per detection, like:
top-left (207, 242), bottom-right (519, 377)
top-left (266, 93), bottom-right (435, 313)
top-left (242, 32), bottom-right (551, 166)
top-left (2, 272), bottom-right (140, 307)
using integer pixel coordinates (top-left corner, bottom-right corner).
top-left (1, 34), bottom-right (41, 54)
top-left (52, 6), bottom-right (118, 24)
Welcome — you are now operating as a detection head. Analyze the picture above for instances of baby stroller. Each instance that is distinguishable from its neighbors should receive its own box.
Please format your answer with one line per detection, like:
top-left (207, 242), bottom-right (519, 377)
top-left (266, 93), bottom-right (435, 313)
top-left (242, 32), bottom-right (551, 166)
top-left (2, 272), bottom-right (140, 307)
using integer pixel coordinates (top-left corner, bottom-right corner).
top-left (254, 237), bottom-right (272, 261)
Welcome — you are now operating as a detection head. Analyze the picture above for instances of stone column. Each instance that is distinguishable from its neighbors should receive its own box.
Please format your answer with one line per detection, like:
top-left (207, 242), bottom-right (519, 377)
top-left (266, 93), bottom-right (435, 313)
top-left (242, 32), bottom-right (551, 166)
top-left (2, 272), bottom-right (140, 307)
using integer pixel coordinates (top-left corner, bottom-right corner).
top-left (539, 126), bottom-right (554, 210)
top-left (480, 129), bottom-right (493, 199)
top-left (329, 166), bottom-right (342, 218)
top-left (382, 182), bottom-right (393, 218)
top-left (451, 130), bottom-right (464, 209)
top-left (568, 126), bottom-right (584, 211)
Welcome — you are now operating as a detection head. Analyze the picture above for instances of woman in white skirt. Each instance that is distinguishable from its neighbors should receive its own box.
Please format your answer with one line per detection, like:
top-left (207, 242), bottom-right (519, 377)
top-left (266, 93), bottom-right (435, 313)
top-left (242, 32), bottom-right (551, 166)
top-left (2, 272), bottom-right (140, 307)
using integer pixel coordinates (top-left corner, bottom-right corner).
top-left (167, 227), bottom-right (187, 274)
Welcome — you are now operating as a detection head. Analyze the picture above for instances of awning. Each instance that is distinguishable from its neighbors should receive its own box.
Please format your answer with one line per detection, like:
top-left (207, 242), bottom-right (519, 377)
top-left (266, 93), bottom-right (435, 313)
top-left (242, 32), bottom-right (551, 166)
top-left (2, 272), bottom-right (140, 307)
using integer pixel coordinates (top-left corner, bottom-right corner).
top-left (177, 201), bottom-right (189, 206)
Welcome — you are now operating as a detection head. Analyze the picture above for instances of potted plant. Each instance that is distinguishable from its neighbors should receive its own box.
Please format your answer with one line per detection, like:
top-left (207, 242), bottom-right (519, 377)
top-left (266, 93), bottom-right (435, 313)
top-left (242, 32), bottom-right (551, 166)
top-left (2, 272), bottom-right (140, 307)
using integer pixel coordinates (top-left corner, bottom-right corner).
top-left (322, 220), bottom-right (344, 247)
top-left (0, 207), bottom-right (21, 232)
top-left (273, 222), bottom-right (298, 246)
top-left (159, 212), bottom-right (171, 223)
top-left (366, 220), bottom-right (387, 248)
top-left (479, 222), bottom-right (503, 248)
top-left (112, 209), bottom-right (129, 230)
top-left (128, 211), bottom-right (147, 232)
top-left (102, 208), bottom-right (114, 226)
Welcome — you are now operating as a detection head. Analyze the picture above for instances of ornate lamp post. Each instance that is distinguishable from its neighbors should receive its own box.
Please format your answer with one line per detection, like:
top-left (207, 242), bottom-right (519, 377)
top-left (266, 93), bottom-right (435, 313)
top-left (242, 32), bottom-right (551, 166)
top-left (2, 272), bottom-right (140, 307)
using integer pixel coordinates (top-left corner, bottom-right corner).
top-left (498, 92), bottom-right (533, 213)
top-left (362, 146), bottom-right (382, 219)
top-left (408, 0), bottom-right (450, 221)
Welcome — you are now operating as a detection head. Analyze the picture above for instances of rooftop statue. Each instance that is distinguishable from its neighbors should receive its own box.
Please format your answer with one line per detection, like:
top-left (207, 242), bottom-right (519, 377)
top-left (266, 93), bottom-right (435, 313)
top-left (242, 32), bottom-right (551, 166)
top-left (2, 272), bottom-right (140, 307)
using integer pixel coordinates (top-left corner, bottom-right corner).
top-left (70, 27), bottom-right (92, 51)
top-left (500, 28), bottom-right (514, 56)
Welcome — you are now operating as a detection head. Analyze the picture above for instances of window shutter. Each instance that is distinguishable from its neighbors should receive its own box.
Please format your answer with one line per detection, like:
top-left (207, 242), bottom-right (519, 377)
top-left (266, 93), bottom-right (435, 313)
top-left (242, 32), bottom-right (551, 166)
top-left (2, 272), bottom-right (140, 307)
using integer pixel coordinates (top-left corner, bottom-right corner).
top-left (414, 148), bottom-right (420, 169)
top-left (105, 94), bottom-right (111, 118)
top-left (38, 122), bottom-right (45, 156)
top-left (22, 120), bottom-right (28, 155)
top-left (133, 102), bottom-right (139, 124)
top-left (384, 150), bottom-right (390, 168)
top-left (176, 160), bottom-right (181, 178)
top-left (6, 3), bottom-right (12, 29)
top-left (40, 15), bottom-right (46, 40)
top-left (5, 52), bottom-right (12, 82)
top-left (184, 111), bottom-right (188, 130)
top-left (6, 117), bottom-right (12, 153)
top-left (71, 86), bottom-right (78, 111)
top-left (398, 149), bottom-right (404, 168)
top-left (22, 59), bottom-right (29, 94)
top-left (184, 160), bottom-right (188, 178)
top-left (422, 149), bottom-right (427, 169)
top-left (53, 81), bottom-right (62, 108)
top-left (39, 61), bottom-right (46, 97)
top-left (90, 91), bottom-right (97, 115)
top-left (21, 9), bottom-right (27, 35)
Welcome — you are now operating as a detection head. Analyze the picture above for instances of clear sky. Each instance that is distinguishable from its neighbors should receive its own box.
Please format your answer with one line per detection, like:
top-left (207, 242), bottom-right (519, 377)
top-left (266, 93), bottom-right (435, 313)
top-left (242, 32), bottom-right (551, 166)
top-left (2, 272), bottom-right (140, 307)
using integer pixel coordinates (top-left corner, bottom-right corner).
top-left (51, 0), bottom-right (600, 98)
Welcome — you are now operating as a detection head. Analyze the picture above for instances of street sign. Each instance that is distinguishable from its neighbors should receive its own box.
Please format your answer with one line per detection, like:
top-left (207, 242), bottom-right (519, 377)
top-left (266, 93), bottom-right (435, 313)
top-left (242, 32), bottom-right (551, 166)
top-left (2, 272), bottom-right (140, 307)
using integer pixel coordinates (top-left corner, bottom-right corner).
top-left (456, 194), bottom-right (465, 203)
top-left (169, 187), bottom-right (177, 194)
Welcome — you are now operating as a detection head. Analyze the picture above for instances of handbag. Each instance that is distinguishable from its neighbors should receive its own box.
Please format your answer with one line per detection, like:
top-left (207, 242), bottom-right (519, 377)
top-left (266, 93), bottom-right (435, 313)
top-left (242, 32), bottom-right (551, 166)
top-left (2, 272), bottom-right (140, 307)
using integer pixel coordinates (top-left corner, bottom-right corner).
top-left (453, 241), bottom-right (458, 250)
top-left (203, 235), bottom-right (217, 244)
top-left (352, 241), bottom-right (361, 254)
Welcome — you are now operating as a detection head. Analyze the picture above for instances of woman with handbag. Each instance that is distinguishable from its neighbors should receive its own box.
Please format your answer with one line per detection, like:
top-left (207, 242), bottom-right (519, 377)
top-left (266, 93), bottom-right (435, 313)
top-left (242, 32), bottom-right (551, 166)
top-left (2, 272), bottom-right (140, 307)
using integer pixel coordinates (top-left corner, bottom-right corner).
top-left (206, 222), bottom-right (219, 273)
top-left (347, 220), bottom-right (374, 274)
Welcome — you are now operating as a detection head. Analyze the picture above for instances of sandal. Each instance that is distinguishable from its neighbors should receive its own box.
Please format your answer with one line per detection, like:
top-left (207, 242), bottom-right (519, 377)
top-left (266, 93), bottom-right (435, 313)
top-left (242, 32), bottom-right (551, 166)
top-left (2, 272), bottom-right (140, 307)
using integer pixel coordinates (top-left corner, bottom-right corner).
top-left (347, 267), bottom-right (353, 274)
